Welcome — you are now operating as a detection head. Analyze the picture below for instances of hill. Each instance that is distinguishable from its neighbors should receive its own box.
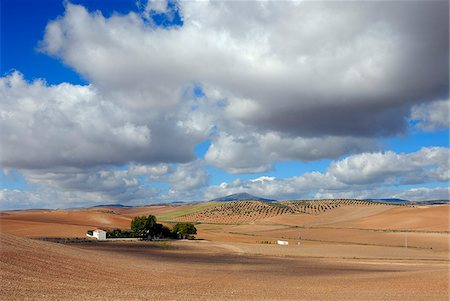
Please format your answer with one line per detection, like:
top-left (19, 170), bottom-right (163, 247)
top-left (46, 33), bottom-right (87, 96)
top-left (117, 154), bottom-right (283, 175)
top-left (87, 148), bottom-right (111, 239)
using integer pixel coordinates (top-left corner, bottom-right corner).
top-left (91, 203), bottom-right (134, 208)
top-left (209, 192), bottom-right (276, 203)
top-left (175, 199), bottom-right (396, 224)
top-left (364, 198), bottom-right (410, 204)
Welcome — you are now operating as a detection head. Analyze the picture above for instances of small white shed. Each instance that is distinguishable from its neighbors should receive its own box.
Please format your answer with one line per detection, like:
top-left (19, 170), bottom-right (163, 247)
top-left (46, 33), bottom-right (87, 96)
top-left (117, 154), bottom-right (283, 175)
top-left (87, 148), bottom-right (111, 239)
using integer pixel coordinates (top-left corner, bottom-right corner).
top-left (277, 240), bottom-right (289, 245)
top-left (86, 229), bottom-right (107, 240)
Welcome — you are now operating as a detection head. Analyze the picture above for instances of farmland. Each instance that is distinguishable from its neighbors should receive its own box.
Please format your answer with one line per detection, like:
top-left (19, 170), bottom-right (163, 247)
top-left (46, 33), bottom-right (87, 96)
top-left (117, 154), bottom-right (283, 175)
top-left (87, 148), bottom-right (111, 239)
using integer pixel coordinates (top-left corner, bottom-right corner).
top-left (172, 199), bottom-right (392, 224)
top-left (1, 200), bottom-right (449, 300)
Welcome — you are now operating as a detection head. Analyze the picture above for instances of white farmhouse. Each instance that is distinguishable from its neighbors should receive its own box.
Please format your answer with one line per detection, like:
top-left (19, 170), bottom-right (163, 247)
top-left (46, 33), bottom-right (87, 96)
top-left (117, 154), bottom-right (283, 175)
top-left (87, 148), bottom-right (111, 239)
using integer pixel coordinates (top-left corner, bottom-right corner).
top-left (86, 229), bottom-right (107, 240)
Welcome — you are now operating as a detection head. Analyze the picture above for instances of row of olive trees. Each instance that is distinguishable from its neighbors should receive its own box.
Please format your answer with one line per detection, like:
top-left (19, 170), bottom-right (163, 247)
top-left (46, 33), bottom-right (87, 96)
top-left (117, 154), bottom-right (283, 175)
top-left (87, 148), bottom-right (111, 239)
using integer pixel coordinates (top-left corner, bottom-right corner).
top-left (107, 215), bottom-right (197, 240)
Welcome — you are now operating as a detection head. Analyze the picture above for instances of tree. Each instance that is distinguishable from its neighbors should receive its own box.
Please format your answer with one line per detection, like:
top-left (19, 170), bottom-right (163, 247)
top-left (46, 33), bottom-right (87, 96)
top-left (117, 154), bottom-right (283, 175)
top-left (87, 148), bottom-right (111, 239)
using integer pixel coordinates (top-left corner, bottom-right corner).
top-left (131, 215), bottom-right (157, 239)
top-left (106, 228), bottom-right (133, 238)
top-left (172, 222), bottom-right (197, 239)
top-left (154, 223), bottom-right (173, 238)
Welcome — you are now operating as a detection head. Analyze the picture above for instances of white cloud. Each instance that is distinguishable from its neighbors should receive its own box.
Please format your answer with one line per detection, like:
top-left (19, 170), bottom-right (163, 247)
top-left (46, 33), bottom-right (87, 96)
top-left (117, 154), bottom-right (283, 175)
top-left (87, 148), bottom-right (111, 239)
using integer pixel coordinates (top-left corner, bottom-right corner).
top-left (0, 186), bottom-right (149, 210)
top-left (128, 163), bottom-right (171, 180)
top-left (0, 161), bottom-right (176, 210)
top-left (410, 98), bottom-right (450, 131)
top-left (205, 147), bottom-right (450, 201)
top-left (250, 176), bottom-right (275, 183)
top-left (21, 166), bottom-right (162, 202)
top-left (143, 0), bottom-right (169, 15)
top-left (328, 147), bottom-right (450, 185)
top-left (34, 1), bottom-right (447, 174)
top-left (392, 187), bottom-right (449, 202)
top-left (168, 161), bottom-right (209, 199)
top-left (205, 131), bottom-right (376, 173)
top-left (0, 189), bottom-right (45, 210)
top-left (1, 147), bottom-right (448, 209)
top-left (40, 1), bottom-right (447, 138)
top-left (1, 1), bottom-right (448, 209)
top-left (314, 186), bottom-right (449, 202)
top-left (204, 178), bottom-right (286, 201)
top-left (2, 2), bottom-right (438, 173)
top-left (0, 71), bottom-right (208, 169)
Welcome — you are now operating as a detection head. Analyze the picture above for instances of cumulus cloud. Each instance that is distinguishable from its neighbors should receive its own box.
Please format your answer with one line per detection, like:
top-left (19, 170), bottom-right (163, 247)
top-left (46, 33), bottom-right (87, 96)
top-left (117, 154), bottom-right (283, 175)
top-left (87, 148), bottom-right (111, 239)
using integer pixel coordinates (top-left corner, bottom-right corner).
top-left (1, 1), bottom-right (448, 209)
top-left (205, 131), bottom-right (377, 173)
top-left (40, 1), bottom-right (447, 137)
top-left (251, 176), bottom-right (275, 183)
top-left (205, 178), bottom-right (290, 201)
top-left (0, 161), bottom-right (178, 210)
top-left (167, 161), bottom-right (209, 200)
top-left (128, 163), bottom-right (171, 181)
top-left (0, 186), bottom-right (124, 210)
top-left (32, 0), bottom-right (448, 173)
top-left (328, 147), bottom-right (450, 185)
top-left (205, 147), bottom-right (450, 200)
top-left (0, 160), bottom-right (210, 209)
top-left (0, 71), bottom-right (207, 169)
top-left (0, 182), bottom-right (159, 210)
top-left (0, 189), bottom-right (46, 210)
top-left (410, 98), bottom-right (450, 131)
top-left (314, 186), bottom-right (450, 202)
top-left (142, 0), bottom-right (169, 15)
top-left (19, 165), bottom-right (167, 204)
top-left (390, 187), bottom-right (450, 202)
top-left (1, 146), bottom-right (448, 209)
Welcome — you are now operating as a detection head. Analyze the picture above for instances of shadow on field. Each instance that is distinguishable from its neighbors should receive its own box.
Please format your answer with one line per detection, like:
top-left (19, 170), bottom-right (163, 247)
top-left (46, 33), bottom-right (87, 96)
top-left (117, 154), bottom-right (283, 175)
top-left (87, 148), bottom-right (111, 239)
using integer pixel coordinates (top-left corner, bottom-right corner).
top-left (70, 240), bottom-right (400, 277)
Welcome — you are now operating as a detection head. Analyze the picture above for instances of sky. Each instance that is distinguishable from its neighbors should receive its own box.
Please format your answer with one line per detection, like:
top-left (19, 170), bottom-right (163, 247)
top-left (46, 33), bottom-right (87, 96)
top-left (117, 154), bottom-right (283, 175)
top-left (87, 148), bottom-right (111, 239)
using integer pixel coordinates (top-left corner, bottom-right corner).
top-left (0, 0), bottom-right (449, 210)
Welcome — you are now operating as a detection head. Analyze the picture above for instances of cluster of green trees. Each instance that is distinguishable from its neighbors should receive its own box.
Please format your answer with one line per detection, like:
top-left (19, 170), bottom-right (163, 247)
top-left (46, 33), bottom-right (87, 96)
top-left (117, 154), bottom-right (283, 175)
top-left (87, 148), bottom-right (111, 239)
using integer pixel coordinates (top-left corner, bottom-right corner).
top-left (106, 228), bottom-right (133, 238)
top-left (130, 215), bottom-right (172, 239)
top-left (106, 215), bottom-right (197, 240)
top-left (172, 222), bottom-right (197, 239)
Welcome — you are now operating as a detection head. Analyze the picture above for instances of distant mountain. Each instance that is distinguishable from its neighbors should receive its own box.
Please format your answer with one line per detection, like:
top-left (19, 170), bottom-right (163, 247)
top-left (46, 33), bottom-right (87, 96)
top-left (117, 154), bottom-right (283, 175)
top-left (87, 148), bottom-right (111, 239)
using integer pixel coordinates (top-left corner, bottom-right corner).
top-left (365, 198), bottom-right (410, 204)
top-left (209, 193), bottom-right (276, 203)
top-left (91, 203), bottom-right (134, 208)
top-left (410, 200), bottom-right (449, 205)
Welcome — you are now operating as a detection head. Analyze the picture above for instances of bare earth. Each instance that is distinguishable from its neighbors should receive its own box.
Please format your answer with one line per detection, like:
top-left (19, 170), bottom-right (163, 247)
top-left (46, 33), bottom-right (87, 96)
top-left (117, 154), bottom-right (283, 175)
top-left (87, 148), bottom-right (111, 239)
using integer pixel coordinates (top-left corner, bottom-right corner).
top-left (1, 203), bottom-right (449, 300)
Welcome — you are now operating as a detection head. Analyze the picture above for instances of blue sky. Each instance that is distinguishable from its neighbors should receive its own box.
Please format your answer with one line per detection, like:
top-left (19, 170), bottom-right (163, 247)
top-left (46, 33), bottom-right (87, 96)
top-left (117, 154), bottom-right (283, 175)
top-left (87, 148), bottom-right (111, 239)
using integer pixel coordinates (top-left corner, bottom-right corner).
top-left (1, 0), bottom-right (448, 209)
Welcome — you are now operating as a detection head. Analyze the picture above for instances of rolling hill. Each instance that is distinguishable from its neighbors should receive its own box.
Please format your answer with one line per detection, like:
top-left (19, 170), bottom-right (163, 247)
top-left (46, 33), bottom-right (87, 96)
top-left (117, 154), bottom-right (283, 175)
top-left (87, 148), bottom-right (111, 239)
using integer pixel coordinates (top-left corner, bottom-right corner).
top-left (173, 199), bottom-right (397, 224)
top-left (209, 192), bottom-right (276, 203)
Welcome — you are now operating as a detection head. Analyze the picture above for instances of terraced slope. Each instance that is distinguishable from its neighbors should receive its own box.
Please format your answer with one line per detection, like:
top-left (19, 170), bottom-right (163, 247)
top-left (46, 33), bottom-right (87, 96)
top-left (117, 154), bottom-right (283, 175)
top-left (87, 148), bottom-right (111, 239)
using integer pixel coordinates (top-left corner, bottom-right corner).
top-left (155, 202), bottom-right (221, 221)
top-left (175, 199), bottom-right (395, 224)
top-left (176, 201), bottom-right (292, 224)
top-left (283, 199), bottom-right (384, 215)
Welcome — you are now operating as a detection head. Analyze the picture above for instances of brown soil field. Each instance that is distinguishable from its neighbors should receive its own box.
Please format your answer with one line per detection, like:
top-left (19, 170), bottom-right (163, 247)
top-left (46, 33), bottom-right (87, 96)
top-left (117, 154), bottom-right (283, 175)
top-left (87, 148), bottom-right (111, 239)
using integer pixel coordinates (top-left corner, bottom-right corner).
top-left (1, 202), bottom-right (449, 300)
top-left (0, 209), bottom-right (132, 237)
top-left (326, 205), bottom-right (450, 231)
top-left (117, 205), bottom-right (188, 218)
